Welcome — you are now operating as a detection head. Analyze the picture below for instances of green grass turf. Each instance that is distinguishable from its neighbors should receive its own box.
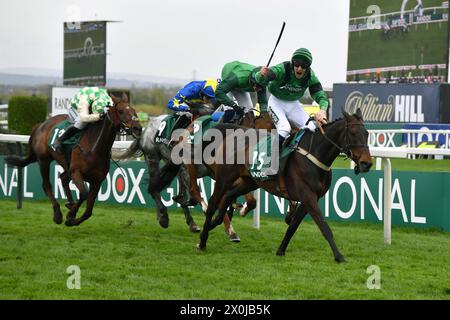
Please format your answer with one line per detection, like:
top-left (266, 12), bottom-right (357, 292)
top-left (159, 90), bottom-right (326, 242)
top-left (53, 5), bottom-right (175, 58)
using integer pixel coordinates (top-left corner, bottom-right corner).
top-left (1, 200), bottom-right (449, 300)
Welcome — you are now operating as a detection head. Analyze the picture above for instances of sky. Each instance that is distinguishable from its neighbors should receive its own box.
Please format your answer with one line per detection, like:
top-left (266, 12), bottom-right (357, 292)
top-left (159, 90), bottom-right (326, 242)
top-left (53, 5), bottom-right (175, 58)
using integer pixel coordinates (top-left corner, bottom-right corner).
top-left (0, 0), bottom-right (350, 88)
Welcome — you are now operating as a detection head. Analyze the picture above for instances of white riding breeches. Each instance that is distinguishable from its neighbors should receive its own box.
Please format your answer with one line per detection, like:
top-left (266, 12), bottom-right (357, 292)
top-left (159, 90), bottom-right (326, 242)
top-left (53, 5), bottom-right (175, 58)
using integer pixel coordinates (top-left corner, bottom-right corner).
top-left (267, 95), bottom-right (316, 138)
top-left (68, 107), bottom-right (88, 129)
top-left (226, 91), bottom-right (253, 112)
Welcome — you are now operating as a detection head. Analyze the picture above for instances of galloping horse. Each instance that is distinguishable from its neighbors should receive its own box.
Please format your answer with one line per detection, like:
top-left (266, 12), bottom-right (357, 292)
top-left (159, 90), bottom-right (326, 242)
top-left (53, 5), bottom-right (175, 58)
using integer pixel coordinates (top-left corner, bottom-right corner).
top-left (5, 94), bottom-right (142, 226)
top-left (112, 110), bottom-right (263, 240)
top-left (196, 109), bottom-right (372, 263)
top-left (186, 110), bottom-right (298, 220)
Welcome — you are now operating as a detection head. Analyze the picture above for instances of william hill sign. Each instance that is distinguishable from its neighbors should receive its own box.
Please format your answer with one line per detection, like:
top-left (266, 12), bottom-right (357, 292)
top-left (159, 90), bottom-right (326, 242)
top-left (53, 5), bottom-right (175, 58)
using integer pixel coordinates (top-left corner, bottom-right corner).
top-left (333, 83), bottom-right (450, 123)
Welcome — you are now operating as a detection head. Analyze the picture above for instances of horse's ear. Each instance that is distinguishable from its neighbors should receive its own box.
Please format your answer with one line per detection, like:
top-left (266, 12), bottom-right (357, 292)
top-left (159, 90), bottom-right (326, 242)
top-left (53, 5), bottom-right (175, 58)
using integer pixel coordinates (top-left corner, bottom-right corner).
top-left (341, 106), bottom-right (350, 119)
top-left (121, 92), bottom-right (129, 103)
top-left (355, 107), bottom-right (363, 121)
top-left (110, 93), bottom-right (120, 105)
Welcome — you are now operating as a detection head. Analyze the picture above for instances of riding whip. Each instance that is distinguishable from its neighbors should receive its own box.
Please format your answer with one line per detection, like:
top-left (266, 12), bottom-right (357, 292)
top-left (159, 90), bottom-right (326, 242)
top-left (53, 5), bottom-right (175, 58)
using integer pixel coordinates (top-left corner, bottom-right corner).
top-left (266, 21), bottom-right (286, 67)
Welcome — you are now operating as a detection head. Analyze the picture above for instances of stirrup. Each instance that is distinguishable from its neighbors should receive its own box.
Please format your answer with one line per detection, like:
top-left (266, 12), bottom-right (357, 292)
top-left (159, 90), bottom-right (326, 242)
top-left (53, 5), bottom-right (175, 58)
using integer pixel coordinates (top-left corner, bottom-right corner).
top-left (52, 140), bottom-right (63, 153)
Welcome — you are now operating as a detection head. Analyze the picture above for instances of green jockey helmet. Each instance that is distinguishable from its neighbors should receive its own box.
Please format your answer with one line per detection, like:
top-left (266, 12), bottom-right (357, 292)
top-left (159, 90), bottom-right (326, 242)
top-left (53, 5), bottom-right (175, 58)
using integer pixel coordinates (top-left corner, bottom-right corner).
top-left (291, 48), bottom-right (313, 68)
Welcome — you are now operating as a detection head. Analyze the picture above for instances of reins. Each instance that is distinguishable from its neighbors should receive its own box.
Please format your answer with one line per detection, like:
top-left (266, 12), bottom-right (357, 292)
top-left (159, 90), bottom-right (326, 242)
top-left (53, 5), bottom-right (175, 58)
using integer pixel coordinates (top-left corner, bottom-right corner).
top-left (296, 117), bottom-right (368, 171)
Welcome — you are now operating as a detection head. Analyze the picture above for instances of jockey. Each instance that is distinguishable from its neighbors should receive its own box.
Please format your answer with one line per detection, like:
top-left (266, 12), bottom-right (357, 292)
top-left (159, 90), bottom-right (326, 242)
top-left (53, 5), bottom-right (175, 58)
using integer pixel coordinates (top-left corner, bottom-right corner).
top-left (167, 79), bottom-right (217, 131)
top-left (255, 48), bottom-right (329, 149)
top-left (52, 86), bottom-right (113, 153)
top-left (214, 61), bottom-right (268, 123)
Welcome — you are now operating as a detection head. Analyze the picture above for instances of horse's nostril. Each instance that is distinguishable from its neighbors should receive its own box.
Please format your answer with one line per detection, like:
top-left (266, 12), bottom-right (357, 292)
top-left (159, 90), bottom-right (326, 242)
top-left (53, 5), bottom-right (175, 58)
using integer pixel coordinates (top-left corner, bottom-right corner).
top-left (361, 161), bottom-right (372, 170)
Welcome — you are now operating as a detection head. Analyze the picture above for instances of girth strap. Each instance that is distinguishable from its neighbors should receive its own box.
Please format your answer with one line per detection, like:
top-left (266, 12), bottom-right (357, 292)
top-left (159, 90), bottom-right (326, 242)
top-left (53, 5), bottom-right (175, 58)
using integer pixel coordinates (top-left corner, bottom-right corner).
top-left (296, 147), bottom-right (331, 172)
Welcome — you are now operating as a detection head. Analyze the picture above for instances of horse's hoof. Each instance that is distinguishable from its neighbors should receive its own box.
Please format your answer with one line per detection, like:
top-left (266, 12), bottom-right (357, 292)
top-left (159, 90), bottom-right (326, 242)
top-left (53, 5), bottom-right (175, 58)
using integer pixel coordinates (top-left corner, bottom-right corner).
top-left (188, 198), bottom-right (199, 207)
top-left (158, 216), bottom-right (169, 229)
top-left (196, 243), bottom-right (206, 251)
top-left (229, 232), bottom-right (241, 243)
top-left (65, 219), bottom-right (76, 227)
top-left (189, 224), bottom-right (201, 233)
top-left (53, 215), bottom-right (63, 225)
top-left (276, 250), bottom-right (285, 256)
top-left (172, 195), bottom-right (188, 206)
top-left (335, 255), bottom-right (346, 263)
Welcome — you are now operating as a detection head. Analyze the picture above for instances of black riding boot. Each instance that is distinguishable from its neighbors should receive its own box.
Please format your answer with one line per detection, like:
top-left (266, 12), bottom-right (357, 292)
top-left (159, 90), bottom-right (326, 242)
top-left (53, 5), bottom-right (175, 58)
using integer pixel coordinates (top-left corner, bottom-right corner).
top-left (52, 125), bottom-right (81, 153)
top-left (265, 134), bottom-right (285, 177)
top-left (278, 135), bottom-right (285, 152)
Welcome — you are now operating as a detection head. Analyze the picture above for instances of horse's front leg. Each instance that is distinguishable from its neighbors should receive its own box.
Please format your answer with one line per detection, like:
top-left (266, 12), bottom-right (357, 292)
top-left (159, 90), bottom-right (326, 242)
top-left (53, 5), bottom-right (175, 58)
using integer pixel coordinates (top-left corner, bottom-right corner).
top-left (303, 193), bottom-right (345, 263)
top-left (187, 164), bottom-right (207, 212)
top-left (38, 160), bottom-right (63, 224)
top-left (147, 158), bottom-right (169, 228)
top-left (276, 203), bottom-right (308, 256)
top-left (197, 184), bottom-right (226, 250)
top-left (212, 177), bottom-right (257, 242)
top-left (60, 171), bottom-right (75, 210)
top-left (237, 192), bottom-right (257, 217)
top-left (72, 182), bottom-right (101, 226)
top-left (284, 200), bottom-right (299, 225)
top-left (65, 170), bottom-right (88, 226)
top-left (175, 165), bottom-right (200, 232)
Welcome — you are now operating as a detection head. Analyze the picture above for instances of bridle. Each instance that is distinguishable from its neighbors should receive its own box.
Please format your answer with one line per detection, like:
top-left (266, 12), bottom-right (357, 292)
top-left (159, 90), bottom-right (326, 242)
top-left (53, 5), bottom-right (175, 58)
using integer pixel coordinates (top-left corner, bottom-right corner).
top-left (107, 104), bottom-right (140, 138)
top-left (312, 117), bottom-right (369, 160)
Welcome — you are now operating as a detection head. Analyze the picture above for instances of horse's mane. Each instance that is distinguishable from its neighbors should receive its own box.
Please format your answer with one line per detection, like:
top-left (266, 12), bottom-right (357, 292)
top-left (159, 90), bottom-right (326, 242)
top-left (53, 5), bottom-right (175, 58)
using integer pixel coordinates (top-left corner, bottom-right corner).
top-left (322, 117), bottom-right (343, 128)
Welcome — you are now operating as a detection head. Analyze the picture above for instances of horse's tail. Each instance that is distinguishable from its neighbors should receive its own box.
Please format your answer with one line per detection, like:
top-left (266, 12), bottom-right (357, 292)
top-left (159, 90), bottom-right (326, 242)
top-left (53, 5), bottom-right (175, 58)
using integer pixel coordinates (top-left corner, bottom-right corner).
top-left (5, 130), bottom-right (37, 168)
top-left (111, 138), bottom-right (143, 161)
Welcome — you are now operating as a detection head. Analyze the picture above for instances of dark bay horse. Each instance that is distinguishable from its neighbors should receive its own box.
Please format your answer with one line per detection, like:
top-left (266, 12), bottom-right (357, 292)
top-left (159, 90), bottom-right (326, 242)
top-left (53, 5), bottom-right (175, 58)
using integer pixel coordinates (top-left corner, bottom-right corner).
top-left (112, 111), bottom-right (268, 241)
top-left (5, 94), bottom-right (142, 226)
top-left (186, 111), bottom-right (298, 219)
top-left (196, 109), bottom-right (372, 263)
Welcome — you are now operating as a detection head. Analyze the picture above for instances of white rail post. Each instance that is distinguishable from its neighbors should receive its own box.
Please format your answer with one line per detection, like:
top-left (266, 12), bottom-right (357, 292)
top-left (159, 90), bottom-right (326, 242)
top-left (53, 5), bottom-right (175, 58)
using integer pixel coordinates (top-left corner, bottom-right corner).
top-left (253, 189), bottom-right (260, 229)
top-left (383, 158), bottom-right (392, 244)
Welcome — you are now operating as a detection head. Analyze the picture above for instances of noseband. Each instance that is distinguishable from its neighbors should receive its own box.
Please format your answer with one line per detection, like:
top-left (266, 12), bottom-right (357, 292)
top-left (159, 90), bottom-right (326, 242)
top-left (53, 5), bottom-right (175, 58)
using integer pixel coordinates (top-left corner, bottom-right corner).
top-left (320, 122), bottom-right (368, 159)
top-left (107, 105), bottom-right (140, 138)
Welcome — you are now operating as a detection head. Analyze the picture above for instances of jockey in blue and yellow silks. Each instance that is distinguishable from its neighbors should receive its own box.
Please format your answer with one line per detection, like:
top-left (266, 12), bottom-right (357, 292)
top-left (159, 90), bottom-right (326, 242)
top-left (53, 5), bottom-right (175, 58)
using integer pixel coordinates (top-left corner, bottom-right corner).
top-left (167, 79), bottom-right (217, 111)
top-left (165, 79), bottom-right (218, 144)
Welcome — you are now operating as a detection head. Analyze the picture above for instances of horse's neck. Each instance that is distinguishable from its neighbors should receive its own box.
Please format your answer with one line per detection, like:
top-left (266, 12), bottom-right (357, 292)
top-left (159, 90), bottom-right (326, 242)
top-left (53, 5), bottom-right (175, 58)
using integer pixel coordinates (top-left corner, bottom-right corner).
top-left (303, 120), bottom-right (345, 167)
top-left (89, 117), bottom-right (117, 156)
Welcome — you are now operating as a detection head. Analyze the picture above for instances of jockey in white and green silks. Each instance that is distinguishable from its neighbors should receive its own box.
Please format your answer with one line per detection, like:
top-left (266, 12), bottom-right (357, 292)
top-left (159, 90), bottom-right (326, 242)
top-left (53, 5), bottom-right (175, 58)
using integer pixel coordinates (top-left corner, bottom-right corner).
top-left (52, 87), bottom-right (113, 152)
top-left (255, 48), bottom-right (329, 147)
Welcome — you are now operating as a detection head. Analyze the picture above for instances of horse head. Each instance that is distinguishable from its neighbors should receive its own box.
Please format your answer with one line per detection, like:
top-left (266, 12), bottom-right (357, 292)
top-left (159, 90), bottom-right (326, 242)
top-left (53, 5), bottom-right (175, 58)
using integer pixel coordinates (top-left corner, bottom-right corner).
top-left (109, 93), bottom-right (142, 138)
top-left (341, 108), bottom-right (372, 174)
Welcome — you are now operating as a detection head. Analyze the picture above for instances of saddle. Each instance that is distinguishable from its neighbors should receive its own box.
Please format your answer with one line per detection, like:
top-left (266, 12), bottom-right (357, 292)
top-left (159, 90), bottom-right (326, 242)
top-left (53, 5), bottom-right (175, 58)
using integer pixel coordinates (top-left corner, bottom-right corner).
top-left (248, 129), bottom-right (305, 181)
top-left (48, 120), bottom-right (83, 151)
top-left (48, 120), bottom-right (83, 166)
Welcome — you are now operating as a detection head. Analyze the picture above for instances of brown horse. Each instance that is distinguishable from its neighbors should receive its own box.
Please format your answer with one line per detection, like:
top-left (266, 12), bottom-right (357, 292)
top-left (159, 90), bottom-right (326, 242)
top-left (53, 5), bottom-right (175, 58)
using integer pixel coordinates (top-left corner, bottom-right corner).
top-left (196, 109), bottom-right (372, 263)
top-left (5, 94), bottom-right (142, 226)
top-left (140, 111), bottom-right (273, 239)
top-left (186, 111), bottom-right (297, 217)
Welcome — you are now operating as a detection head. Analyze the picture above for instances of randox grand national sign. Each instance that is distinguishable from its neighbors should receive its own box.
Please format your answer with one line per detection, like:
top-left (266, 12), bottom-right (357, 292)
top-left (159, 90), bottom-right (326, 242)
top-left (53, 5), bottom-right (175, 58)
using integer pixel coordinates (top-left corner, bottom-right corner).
top-left (0, 157), bottom-right (449, 232)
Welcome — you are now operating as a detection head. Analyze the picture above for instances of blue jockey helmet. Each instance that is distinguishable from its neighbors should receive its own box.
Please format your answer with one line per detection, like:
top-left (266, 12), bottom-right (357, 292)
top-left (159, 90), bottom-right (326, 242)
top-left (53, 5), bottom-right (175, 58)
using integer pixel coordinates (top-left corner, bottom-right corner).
top-left (201, 79), bottom-right (218, 99)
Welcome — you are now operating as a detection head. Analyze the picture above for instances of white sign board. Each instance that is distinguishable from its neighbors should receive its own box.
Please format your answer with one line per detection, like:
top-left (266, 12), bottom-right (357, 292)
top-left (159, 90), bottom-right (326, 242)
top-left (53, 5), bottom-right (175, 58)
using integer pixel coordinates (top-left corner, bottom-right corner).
top-left (51, 87), bottom-right (80, 116)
